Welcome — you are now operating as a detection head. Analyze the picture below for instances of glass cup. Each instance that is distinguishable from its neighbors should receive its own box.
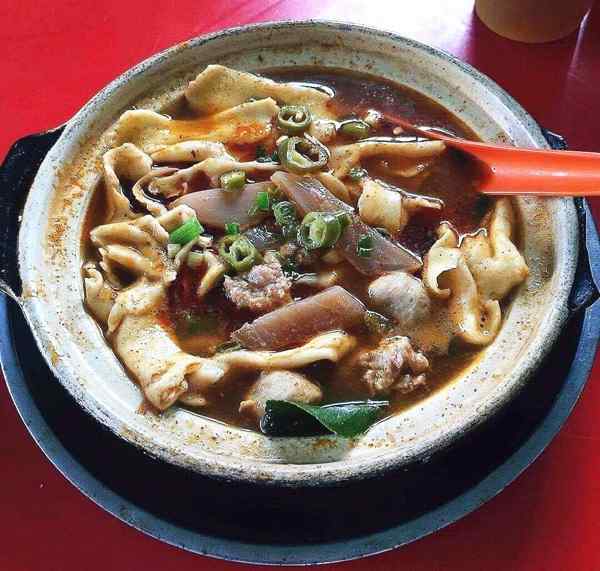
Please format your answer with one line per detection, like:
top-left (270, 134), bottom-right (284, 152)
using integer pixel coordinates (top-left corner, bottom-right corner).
top-left (475, 0), bottom-right (595, 43)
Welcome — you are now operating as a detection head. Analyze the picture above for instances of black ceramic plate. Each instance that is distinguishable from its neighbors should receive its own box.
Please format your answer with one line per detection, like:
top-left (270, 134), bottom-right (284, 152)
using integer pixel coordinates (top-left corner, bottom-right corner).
top-left (0, 129), bottom-right (599, 565)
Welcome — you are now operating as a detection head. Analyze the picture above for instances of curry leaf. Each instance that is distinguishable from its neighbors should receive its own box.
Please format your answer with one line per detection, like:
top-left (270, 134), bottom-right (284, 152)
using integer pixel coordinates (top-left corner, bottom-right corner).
top-left (261, 400), bottom-right (389, 438)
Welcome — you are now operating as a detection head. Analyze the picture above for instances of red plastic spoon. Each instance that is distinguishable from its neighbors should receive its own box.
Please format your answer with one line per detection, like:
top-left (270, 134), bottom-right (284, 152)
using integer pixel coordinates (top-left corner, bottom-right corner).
top-left (383, 114), bottom-right (600, 197)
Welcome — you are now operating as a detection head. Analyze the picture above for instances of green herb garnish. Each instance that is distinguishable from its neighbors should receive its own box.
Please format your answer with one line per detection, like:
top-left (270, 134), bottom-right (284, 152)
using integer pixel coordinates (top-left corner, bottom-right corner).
top-left (248, 190), bottom-right (271, 216)
top-left (225, 222), bottom-right (240, 235)
top-left (256, 190), bottom-right (271, 211)
top-left (261, 400), bottom-right (389, 438)
top-left (272, 201), bottom-right (297, 227)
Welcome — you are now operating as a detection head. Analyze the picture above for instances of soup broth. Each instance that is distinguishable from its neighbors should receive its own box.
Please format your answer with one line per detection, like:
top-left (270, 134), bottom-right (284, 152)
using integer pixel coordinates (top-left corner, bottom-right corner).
top-left (82, 65), bottom-right (526, 434)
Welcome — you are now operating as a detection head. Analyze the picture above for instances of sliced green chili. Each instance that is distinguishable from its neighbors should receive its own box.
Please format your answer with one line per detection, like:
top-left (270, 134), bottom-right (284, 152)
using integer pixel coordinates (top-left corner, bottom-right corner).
top-left (297, 212), bottom-right (343, 250)
top-left (338, 119), bottom-right (370, 140)
top-left (277, 136), bottom-right (329, 174)
top-left (225, 222), bottom-right (240, 235)
top-left (356, 234), bottom-right (374, 257)
top-left (347, 166), bottom-right (368, 181)
top-left (277, 105), bottom-right (312, 134)
top-left (220, 170), bottom-right (246, 192)
top-left (218, 234), bottom-right (262, 273)
top-left (169, 218), bottom-right (203, 245)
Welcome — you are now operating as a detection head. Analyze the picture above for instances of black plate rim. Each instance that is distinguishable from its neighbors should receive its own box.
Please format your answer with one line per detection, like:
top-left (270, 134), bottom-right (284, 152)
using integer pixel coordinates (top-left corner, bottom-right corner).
top-left (1, 294), bottom-right (598, 565)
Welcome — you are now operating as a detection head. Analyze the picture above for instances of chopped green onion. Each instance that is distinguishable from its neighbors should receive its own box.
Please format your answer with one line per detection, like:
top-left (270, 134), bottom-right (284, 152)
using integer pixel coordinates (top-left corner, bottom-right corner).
top-left (338, 119), bottom-right (370, 140)
top-left (348, 167), bottom-right (368, 181)
top-left (356, 234), bottom-right (374, 257)
top-left (256, 190), bottom-right (271, 211)
top-left (167, 243), bottom-right (182, 258)
top-left (218, 234), bottom-right (262, 273)
top-left (225, 222), bottom-right (240, 235)
top-left (277, 105), bottom-right (312, 134)
top-left (186, 251), bottom-right (205, 269)
top-left (169, 218), bottom-right (203, 245)
top-left (297, 212), bottom-right (343, 250)
top-left (247, 191), bottom-right (270, 217)
top-left (220, 170), bottom-right (246, 192)
top-left (277, 136), bottom-right (329, 174)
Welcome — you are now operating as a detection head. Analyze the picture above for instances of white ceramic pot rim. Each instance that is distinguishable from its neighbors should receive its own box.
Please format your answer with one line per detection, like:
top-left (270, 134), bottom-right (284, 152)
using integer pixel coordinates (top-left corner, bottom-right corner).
top-left (16, 20), bottom-right (577, 486)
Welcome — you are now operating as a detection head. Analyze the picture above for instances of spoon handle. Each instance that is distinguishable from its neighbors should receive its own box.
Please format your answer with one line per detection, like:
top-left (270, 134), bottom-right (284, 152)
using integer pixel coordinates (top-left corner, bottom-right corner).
top-left (382, 112), bottom-right (600, 197)
top-left (453, 141), bottom-right (600, 197)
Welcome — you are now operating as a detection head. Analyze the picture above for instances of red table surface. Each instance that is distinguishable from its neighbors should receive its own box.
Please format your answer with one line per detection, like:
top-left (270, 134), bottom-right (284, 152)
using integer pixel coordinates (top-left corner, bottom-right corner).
top-left (1, 1), bottom-right (599, 570)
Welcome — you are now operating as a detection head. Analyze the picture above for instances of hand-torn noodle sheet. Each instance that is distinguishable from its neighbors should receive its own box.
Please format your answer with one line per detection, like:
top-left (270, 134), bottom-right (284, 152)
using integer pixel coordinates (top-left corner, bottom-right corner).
top-left (83, 65), bottom-right (529, 429)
